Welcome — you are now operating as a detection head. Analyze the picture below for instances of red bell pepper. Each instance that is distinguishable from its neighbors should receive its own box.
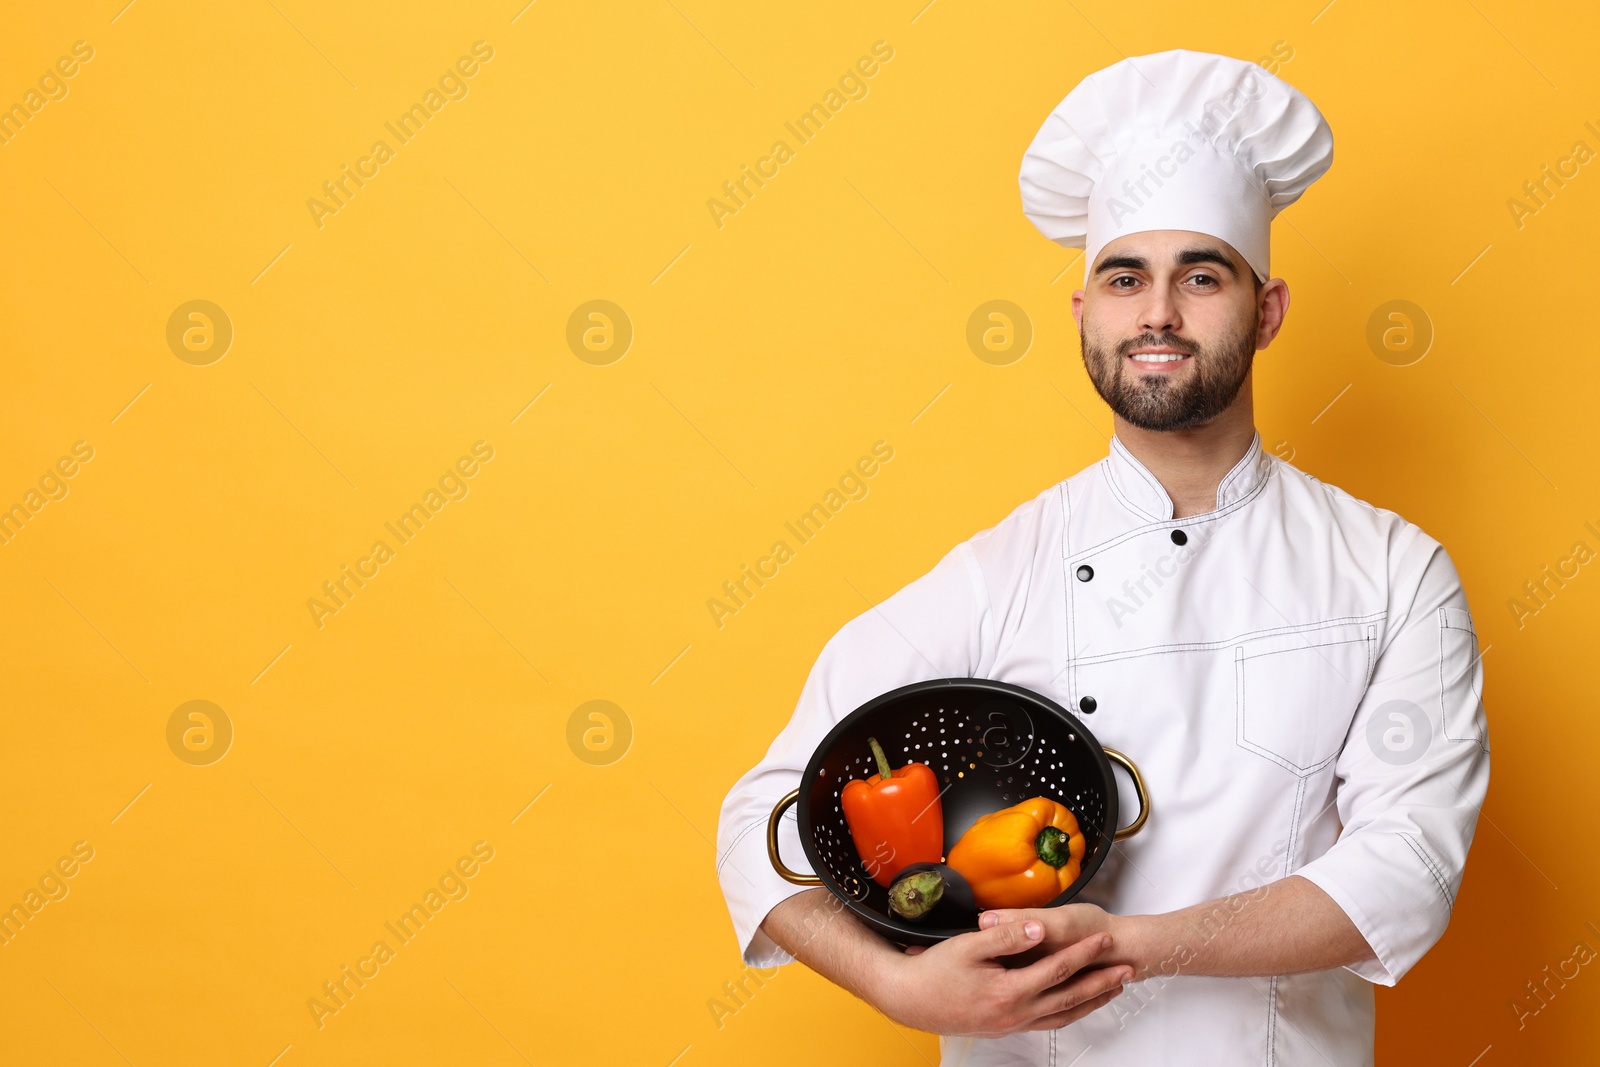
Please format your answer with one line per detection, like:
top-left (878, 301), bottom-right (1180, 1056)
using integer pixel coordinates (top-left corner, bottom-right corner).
top-left (840, 737), bottom-right (944, 887)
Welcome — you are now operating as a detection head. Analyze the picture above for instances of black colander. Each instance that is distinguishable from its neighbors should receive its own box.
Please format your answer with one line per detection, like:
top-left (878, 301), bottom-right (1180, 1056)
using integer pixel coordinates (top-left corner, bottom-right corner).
top-left (767, 677), bottom-right (1148, 947)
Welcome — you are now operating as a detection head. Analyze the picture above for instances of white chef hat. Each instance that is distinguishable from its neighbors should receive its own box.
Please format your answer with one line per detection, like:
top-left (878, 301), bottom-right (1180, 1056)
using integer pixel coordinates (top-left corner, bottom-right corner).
top-left (1018, 49), bottom-right (1333, 282)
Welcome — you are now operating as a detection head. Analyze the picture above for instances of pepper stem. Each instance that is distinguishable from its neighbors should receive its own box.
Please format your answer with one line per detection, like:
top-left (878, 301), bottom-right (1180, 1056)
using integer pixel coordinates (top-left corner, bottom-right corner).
top-left (1036, 826), bottom-right (1073, 869)
top-left (867, 736), bottom-right (893, 780)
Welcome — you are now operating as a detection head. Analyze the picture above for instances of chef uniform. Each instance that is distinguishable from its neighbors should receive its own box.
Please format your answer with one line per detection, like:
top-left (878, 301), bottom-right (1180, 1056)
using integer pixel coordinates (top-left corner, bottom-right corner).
top-left (714, 50), bottom-right (1489, 1067)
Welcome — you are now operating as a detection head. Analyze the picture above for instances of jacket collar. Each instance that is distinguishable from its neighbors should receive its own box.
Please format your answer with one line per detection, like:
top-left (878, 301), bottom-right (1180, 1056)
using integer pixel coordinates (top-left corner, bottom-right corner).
top-left (1103, 429), bottom-right (1268, 521)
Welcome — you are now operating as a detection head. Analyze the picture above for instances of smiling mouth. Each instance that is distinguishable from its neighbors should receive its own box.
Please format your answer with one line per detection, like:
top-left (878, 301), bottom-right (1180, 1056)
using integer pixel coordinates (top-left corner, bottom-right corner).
top-left (1127, 352), bottom-right (1190, 363)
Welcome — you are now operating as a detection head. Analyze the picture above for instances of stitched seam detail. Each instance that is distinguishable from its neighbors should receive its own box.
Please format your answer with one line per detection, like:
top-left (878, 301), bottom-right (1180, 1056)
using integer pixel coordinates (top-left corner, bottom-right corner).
top-left (1234, 638), bottom-right (1361, 776)
top-left (1400, 831), bottom-right (1454, 911)
top-left (1363, 624), bottom-right (1378, 687)
top-left (1286, 776), bottom-right (1307, 874)
top-left (716, 809), bottom-right (786, 872)
top-left (1233, 646), bottom-right (1306, 774)
top-left (1216, 430), bottom-right (1264, 504)
top-left (1107, 439), bottom-right (1175, 521)
top-left (1243, 635), bottom-right (1371, 662)
top-left (1102, 456), bottom-right (1163, 522)
top-left (1118, 436), bottom-right (1174, 510)
top-left (1322, 626), bottom-right (1382, 770)
top-left (1265, 974), bottom-right (1279, 1067)
top-left (1074, 611), bottom-right (1386, 667)
top-left (1075, 617), bottom-right (1388, 684)
top-left (1060, 484), bottom-right (1077, 704)
top-left (1438, 606), bottom-right (1483, 745)
top-left (1059, 481), bottom-right (1072, 562)
top-left (1075, 459), bottom-right (1274, 558)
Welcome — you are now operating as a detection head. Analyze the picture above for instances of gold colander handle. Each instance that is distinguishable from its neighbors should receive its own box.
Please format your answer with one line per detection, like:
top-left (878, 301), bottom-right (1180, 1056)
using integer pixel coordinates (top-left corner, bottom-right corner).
top-left (1103, 748), bottom-right (1150, 840)
top-left (766, 788), bottom-right (823, 886)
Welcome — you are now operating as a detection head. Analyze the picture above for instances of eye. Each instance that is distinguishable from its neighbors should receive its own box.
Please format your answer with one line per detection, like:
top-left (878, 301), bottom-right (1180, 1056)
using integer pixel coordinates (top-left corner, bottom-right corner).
top-left (1109, 274), bottom-right (1140, 289)
top-left (1185, 272), bottom-right (1220, 289)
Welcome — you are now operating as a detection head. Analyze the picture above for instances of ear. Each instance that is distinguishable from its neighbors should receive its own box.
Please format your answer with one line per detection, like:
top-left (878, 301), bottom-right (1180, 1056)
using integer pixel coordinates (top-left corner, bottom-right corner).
top-left (1255, 278), bottom-right (1290, 350)
top-left (1071, 288), bottom-right (1086, 330)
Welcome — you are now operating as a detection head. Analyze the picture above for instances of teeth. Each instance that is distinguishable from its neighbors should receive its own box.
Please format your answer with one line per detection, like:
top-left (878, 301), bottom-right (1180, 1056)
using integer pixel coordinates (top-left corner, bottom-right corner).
top-left (1131, 352), bottom-right (1187, 362)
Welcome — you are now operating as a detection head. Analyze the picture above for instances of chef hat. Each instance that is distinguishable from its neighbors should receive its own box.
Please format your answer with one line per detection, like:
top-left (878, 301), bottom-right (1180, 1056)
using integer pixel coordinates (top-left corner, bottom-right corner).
top-left (1018, 49), bottom-right (1333, 282)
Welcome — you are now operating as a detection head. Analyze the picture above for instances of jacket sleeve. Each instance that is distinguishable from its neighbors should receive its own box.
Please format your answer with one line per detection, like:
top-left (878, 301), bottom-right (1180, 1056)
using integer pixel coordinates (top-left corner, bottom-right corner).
top-left (1293, 529), bottom-right (1490, 985)
top-left (714, 541), bottom-right (995, 967)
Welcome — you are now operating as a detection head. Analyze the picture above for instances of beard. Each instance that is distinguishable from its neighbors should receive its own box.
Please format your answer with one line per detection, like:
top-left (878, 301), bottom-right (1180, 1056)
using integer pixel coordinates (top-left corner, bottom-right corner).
top-left (1079, 312), bottom-right (1258, 432)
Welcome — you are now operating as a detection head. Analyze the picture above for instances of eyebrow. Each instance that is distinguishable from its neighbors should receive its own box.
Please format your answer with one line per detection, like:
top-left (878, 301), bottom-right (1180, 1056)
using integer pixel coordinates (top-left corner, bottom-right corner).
top-left (1175, 247), bottom-right (1240, 277)
top-left (1093, 254), bottom-right (1147, 276)
top-left (1093, 247), bottom-right (1242, 278)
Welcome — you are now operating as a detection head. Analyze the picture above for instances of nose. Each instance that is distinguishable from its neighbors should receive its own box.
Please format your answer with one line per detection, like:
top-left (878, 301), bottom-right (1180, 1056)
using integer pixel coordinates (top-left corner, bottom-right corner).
top-left (1137, 284), bottom-right (1181, 336)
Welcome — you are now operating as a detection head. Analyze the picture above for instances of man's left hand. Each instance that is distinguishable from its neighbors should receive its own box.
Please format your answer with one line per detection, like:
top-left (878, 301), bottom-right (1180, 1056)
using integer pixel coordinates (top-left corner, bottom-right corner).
top-left (973, 903), bottom-right (1131, 971)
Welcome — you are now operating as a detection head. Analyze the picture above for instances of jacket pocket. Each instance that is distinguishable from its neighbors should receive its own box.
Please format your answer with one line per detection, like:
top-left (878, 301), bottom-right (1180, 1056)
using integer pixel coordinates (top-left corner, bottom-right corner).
top-left (1235, 622), bottom-right (1377, 775)
top-left (1439, 605), bottom-right (1488, 749)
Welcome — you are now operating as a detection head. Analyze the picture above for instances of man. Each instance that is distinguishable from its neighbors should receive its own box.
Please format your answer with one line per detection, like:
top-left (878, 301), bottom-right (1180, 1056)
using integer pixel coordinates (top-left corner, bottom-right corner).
top-left (714, 50), bottom-right (1488, 1065)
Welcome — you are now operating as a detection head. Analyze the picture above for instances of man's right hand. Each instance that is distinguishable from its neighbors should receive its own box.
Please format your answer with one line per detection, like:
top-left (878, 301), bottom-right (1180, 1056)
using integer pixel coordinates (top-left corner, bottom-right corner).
top-left (875, 919), bottom-right (1133, 1036)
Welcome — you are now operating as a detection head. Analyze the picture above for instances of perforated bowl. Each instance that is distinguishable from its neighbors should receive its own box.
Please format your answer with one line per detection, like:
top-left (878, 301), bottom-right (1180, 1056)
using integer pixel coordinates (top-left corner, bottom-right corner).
top-left (767, 677), bottom-right (1148, 946)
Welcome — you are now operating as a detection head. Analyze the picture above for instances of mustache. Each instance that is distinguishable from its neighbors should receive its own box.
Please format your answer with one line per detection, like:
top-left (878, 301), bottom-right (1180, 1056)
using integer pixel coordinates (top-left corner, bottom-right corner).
top-left (1115, 333), bottom-right (1200, 358)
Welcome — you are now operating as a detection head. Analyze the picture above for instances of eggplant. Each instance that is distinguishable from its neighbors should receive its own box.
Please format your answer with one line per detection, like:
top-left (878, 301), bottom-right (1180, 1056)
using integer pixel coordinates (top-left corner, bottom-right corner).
top-left (887, 862), bottom-right (978, 925)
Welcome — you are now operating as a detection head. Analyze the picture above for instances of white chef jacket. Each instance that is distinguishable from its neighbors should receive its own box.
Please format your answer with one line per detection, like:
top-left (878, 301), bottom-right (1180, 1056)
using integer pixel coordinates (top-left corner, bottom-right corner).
top-left (714, 429), bottom-right (1489, 1066)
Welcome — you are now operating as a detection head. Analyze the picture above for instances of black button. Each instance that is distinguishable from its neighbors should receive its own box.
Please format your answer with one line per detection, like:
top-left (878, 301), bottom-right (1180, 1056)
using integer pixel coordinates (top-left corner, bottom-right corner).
top-left (1079, 695), bottom-right (1097, 713)
top-left (1170, 529), bottom-right (1188, 546)
top-left (1075, 565), bottom-right (1094, 582)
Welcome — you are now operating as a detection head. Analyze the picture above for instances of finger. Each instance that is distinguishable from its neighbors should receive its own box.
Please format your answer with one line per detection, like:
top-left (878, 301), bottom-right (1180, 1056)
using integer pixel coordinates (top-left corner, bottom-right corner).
top-left (977, 909), bottom-right (1034, 931)
top-left (1034, 965), bottom-right (1134, 1018)
top-left (1010, 934), bottom-right (1113, 997)
top-left (957, 917), bottom-right (1047, 961)
top-left (1018, 983), bottom-right (1127, 1032)
top-left (903, 945), bottom-right (928, 956)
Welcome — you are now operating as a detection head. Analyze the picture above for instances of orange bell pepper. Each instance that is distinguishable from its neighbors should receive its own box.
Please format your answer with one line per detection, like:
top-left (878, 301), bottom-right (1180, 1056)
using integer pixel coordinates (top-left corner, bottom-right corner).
top-left (946, 796), bottom-right (1086, 909)
top-left (840, 737), bottom-right (944, 887)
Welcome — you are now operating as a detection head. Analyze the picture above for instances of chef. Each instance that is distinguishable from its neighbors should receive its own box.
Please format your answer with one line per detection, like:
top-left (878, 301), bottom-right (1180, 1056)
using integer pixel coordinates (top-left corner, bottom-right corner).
top-left (715, 49), bottom-right (1488, 1066)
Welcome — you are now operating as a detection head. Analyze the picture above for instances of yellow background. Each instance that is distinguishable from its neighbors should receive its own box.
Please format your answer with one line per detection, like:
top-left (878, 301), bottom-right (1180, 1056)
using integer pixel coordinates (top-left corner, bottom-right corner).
top-left (1, 0), bottom-right (1596, 1063)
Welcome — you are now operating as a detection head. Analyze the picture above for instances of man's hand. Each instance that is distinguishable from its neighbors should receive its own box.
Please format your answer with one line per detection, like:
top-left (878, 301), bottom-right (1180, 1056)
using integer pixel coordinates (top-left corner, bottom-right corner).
top-left (876, 917), bottom-right (1133, 1036)
top-left (976, 902), bottom-right (1117, 958)
top-left (976, 877), bottom-right (1376, 980)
